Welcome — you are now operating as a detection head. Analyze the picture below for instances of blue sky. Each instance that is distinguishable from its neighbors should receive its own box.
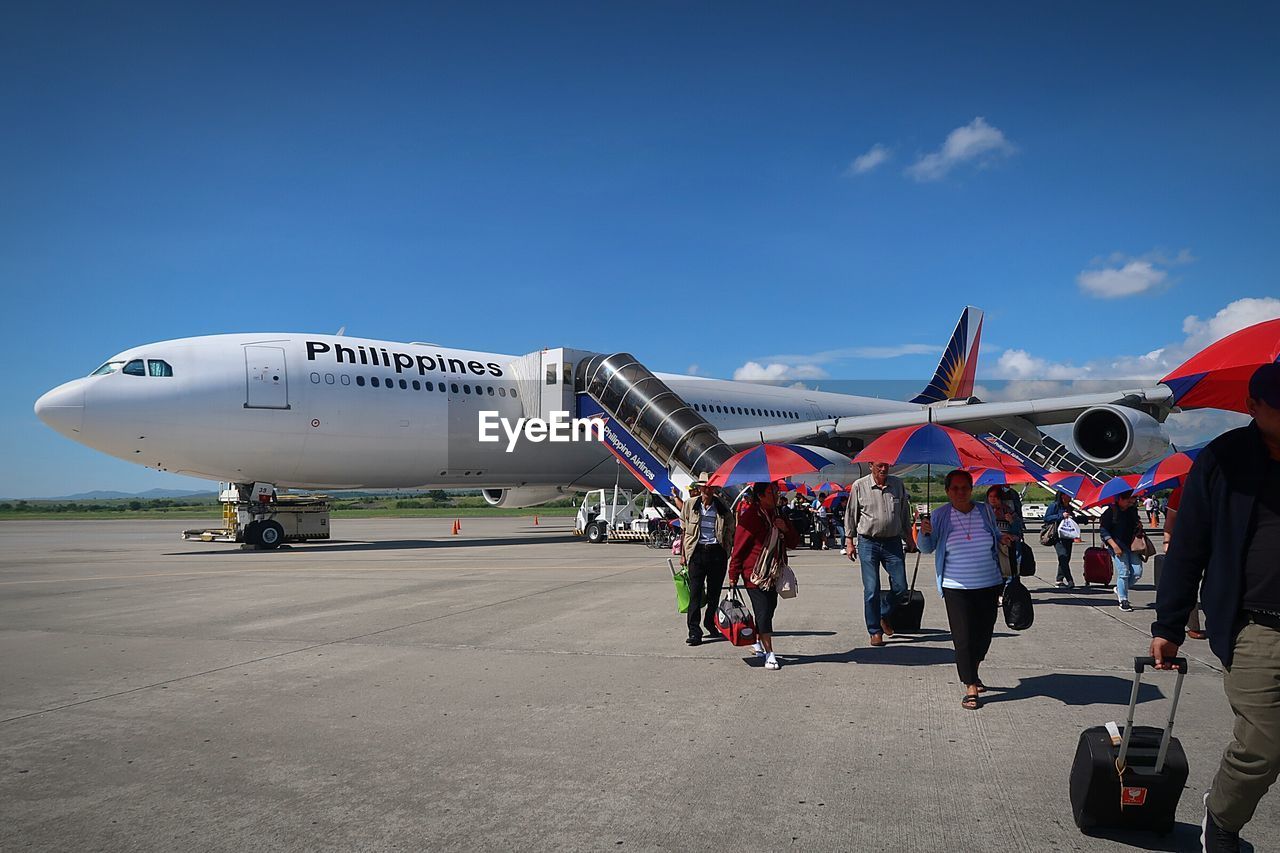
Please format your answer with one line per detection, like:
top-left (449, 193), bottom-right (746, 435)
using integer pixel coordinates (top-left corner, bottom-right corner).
top-left (2, 2), bottom-right (1277, 497)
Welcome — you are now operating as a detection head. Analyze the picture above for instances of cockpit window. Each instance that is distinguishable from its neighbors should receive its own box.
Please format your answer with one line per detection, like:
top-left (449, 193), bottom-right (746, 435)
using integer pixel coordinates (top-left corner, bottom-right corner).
top-left (147, 360), bottom-right (173, 377)
top-left (90, 361), bottom-right (126, 376)
top-left (122, 359), bottom-right (146, 376)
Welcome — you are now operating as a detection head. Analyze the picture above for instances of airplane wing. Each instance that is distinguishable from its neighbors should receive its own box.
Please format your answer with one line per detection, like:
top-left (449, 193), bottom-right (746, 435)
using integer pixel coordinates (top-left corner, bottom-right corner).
top-left (716, 384), bottom-right (1176, 449)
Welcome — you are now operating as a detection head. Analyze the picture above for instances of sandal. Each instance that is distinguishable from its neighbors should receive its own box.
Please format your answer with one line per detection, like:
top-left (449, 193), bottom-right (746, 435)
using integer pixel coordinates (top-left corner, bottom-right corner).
top-left (961, 693), bottom-right (981, 710)
top-left (974, 681), bottom-right (988, 694)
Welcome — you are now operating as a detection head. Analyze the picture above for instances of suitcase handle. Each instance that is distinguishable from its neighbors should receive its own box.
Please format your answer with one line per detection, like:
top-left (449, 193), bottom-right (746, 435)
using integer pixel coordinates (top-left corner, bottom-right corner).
top-left (1117, 657), bottom-right (1187, 775)
top-left (1134, 656), bottom-right (1188, 674)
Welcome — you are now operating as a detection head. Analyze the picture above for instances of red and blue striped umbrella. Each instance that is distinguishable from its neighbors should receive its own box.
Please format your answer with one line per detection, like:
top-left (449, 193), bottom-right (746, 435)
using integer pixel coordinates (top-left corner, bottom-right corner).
top-left (1044, 471), bottom-right (1097, 498)
top-left (1161, 318), bottom-right (1280, 414)
top-left (709, 443), bottom-right (833, 488)
top-left (852, 423), bottom-right (1002, 469)
top-left (1134, 448), bottom-right (1203, 493)
top-left (969, 466), bottom-right (1038, 487)
top-left (817, 482), bottom-right (846, 493)
top-left (1081, 474), bottom-right (1142, 509)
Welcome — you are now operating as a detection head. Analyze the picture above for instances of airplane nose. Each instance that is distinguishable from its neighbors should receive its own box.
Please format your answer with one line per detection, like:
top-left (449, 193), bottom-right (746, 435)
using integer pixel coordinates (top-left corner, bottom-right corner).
top-left (35, 381), bottom-right (85, 437)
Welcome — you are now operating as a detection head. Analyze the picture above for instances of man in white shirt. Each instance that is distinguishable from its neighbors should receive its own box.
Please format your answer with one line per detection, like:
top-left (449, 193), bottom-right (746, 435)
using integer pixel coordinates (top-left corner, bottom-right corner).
top-left (845, 461), bottom-right (917, 646)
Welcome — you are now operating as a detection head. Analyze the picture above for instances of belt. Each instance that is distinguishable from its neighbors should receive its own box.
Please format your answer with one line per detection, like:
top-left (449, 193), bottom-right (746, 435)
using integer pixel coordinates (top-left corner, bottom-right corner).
top-left (859, 534), bottom-right (900, 542)
top-left (1247, 610), bottom-right (1280, 631)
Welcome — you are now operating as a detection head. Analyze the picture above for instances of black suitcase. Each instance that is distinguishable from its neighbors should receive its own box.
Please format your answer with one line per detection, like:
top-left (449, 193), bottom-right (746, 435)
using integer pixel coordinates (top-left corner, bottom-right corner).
top-left (1069, 656), bottom-right (1189, 835)
top-left (881, 551), bottom-right (925, 633)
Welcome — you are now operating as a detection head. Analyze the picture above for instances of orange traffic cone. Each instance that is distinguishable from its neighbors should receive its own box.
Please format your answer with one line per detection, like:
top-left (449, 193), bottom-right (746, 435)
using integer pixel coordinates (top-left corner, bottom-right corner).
top-left (451, 519), bottom-right (458, 535)
top-left (534, 515), bottom-right (539, 526)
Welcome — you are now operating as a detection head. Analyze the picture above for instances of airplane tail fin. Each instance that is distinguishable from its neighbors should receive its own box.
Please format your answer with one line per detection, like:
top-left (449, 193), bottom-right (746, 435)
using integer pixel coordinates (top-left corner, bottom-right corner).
top-left (911, 307), bottom-right (984, 404)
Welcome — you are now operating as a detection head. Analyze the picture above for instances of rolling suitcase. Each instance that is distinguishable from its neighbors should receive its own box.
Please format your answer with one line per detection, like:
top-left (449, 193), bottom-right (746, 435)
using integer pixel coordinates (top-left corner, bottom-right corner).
top-left (1069, 656), bottom-right (1189, 835)
top-left (881, 551), bottom-right (925, 633)
top-left (1083, 546), bottom-right (1112, 587)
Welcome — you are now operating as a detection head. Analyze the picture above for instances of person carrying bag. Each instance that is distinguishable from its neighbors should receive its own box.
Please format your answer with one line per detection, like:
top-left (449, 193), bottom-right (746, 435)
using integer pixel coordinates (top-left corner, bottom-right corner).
top-left (728, 482), bottom-right (799, 671)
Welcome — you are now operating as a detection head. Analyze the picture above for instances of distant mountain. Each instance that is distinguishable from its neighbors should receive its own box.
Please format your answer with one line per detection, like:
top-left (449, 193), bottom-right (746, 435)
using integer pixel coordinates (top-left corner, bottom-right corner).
top-left (8, 489), bottom-right (217, 501)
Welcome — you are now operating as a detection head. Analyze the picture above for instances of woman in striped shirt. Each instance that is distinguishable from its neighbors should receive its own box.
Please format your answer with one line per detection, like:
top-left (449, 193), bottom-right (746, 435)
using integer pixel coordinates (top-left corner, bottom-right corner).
top-left (918, 469), bottom-right (1016, 710)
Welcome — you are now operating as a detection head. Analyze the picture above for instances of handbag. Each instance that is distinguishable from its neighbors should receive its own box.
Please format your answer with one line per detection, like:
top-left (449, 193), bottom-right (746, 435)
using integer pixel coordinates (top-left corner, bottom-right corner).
top-left (1018, 541), bottom-right (1036, 576)
top-left (1003, 576), bottom-right (1034, 630)
top-left (1039, 519), bottom-right (1060, 547)
top-left (997, 539), bottom-right (1018, 579)
top-left (748, 510), bottom-right (785, 590)
top-left (668, 559), bottom-right (691, 614)
top-left (714, 587), bottom-right (757, 646)
top-left (1058, 517), bottom-right (1081, 540)
top-left (778, 564), bottom-right (798, 599)
top-left (1132, 533), bottom-right (1156, 561)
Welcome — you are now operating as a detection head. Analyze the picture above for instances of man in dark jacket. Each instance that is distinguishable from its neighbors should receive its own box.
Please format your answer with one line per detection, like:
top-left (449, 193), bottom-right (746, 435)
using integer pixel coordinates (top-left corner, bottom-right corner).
top-left (1150, 364), bottom-right (1280, 853)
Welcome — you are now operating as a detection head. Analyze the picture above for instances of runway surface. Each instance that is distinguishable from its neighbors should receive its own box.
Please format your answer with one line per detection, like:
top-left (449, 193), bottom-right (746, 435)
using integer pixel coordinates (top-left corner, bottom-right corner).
top-left (0, 518), bottom-right (1269, 851)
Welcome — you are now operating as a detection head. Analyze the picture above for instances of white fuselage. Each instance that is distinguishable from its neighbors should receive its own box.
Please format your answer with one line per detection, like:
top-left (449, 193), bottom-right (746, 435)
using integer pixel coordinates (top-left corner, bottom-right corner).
top-left (36, 334), bottom-right (919, 490)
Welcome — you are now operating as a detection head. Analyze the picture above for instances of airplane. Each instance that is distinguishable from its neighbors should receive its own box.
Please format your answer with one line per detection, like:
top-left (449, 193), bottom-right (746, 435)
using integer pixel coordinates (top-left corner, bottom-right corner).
top-left (35, 307), bottom-right (1200, 532)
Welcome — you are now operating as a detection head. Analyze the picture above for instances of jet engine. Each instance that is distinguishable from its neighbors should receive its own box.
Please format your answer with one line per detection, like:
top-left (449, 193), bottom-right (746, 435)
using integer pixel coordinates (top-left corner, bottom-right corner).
top-left (481, 486), bottom-right (571, 508)
top-left (1071, 405), bottom-right (1171, 468)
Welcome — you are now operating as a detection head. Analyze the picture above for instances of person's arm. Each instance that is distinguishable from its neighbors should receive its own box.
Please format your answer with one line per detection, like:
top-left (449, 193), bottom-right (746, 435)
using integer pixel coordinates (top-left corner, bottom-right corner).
top-left (897, 482), bottom-right (917, 551)
top-left (1045, 501), bottom-right (1062, 525)
top-left (679, 500), bottom-right (697, 564)
top-left (1008, 505), bottom-right (1025, 538)
top-left (1151, 453), bottom-right (1215, 660)
top-left (844, 485), bottom-right (861, 557)
top-left (1162, 506), bottom-right (1176, 549)
top-left (779, 514), bottom-right (800, 550)
top-left (1099, 508), bottom-right (1119, 553)
top-left (721, 501), bottom-right (737, 549)
top-left (917, 507), bottom-right (939, 553)
top-left (728, 511), bottom-right (760, 586)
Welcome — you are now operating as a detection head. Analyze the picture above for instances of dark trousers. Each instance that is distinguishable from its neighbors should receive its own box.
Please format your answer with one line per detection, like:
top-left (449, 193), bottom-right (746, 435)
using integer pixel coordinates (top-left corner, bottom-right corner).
top-left (686, 543), bottom-right (727, 638)
top-left (942, 585), bottom-right (1001, 686)
top-left (1054, 540), bottom-right (1075, 584)
top-left (746, 586), bottom-right (779, 635)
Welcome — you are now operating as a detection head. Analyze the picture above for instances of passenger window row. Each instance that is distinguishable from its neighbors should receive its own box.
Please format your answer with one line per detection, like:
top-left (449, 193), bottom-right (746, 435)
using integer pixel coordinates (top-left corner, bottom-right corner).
top-left (309, 373), bottom-right (516, 398)
top-left (692, 402), bottom-right (800, 420)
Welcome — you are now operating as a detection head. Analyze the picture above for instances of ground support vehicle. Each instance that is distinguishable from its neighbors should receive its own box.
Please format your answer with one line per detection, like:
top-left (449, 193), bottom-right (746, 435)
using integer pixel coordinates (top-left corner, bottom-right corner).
top-left (182, 483), bottom-right (330, 549)
top-left (574, 488), bottom-right (674, 544)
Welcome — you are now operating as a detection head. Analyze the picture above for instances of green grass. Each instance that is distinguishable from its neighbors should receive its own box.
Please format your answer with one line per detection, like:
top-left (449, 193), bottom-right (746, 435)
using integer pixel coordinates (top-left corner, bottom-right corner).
top-left (0, 506), bottom-right (580, 521)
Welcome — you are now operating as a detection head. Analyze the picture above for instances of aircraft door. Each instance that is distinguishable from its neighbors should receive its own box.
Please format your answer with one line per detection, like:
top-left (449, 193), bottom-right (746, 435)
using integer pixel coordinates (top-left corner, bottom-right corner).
top-left (244, 346), bottom-right (290, 409)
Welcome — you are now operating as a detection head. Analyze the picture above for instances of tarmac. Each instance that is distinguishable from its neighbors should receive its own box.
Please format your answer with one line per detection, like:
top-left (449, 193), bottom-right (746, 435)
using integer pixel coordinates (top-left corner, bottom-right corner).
top-left (0, 517), bottom-right (1272, 852)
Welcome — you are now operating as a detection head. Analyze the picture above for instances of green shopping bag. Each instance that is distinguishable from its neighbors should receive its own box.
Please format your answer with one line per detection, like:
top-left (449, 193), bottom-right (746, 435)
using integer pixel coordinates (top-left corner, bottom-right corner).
top-left (668, 559), bottom-right (691, 614)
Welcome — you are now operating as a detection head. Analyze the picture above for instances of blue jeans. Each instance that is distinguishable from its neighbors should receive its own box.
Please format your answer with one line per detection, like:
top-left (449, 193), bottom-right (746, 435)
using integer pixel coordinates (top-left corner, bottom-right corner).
top-left (859, 535), bottom-right (907, 635)
top-left (1113, 551), bottom-right (1142, 601)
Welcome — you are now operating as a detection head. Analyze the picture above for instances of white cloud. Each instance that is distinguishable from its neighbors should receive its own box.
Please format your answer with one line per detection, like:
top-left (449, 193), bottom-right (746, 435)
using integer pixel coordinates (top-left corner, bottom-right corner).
top-left (732, 361), bottom-right (828, 382)
top-left (906, 117), bottom-right (1016, 182)
top-left (1181, 296), bottom-right (1280, 352)
top-left (686, 363), bottom-right (701, 376)
top-left (982, 296), bottom-right (1280, 385)
top-left (846, 144), bottom-right (891, 176)
top-left (1077, 261), bottom-right (1167, 298)
top-left (754, 343), bottom-right (940, 367)
top-left (1077, 248), bottom-right (1195, 299)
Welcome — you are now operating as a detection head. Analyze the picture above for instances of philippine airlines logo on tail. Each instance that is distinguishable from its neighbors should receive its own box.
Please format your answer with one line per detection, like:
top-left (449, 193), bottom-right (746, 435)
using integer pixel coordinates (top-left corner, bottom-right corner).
top-left (911, 307), bottom-right (984, 405)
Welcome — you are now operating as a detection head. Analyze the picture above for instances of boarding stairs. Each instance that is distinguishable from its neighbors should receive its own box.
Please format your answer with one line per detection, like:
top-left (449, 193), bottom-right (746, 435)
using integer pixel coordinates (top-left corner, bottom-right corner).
top-left (983, 430), bottom-right (1110, 515)
top-left (509, 348), bottom-right (735, 505)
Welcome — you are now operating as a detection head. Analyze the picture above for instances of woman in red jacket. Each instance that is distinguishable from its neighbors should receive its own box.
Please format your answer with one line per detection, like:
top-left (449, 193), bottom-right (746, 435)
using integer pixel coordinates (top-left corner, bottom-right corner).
top-left (729, 482), bottom-right (800, 670)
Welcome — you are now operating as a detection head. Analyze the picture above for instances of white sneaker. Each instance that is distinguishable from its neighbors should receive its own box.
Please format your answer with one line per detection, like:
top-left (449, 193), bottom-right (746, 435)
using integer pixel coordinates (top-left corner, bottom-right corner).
top-left (764, 653), bottom-right (780, 670)
top-left (752, 642), bottom-right (766, 658)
